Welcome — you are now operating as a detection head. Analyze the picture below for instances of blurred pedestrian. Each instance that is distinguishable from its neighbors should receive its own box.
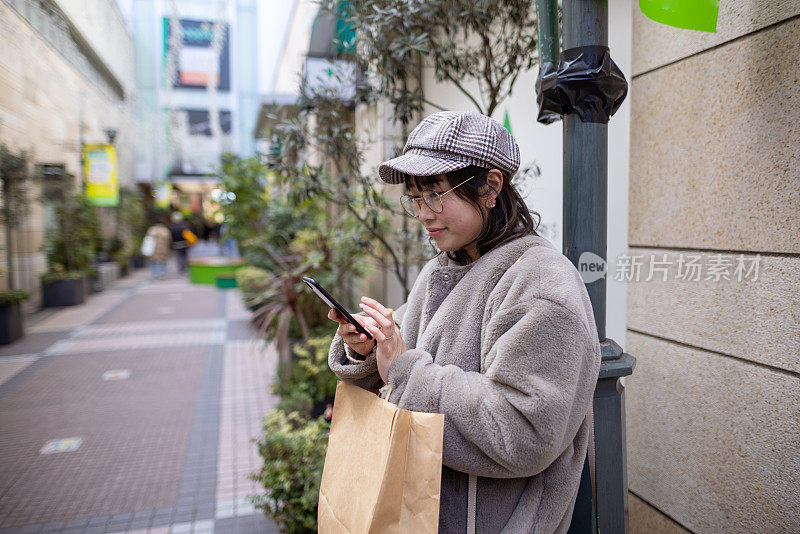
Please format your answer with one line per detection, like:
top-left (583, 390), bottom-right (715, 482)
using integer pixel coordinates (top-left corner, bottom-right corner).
top-left (169, 212), bottom-right (191, 274)
top-left (219, 223), bottom-right (239, 257)
top-left (144, 219), bottom-right (172, 280)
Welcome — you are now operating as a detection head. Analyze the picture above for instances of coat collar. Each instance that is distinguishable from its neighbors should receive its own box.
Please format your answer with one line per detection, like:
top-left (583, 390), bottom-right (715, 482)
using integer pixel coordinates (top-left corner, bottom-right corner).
top-left (433, 233), bottom-right (555, 272)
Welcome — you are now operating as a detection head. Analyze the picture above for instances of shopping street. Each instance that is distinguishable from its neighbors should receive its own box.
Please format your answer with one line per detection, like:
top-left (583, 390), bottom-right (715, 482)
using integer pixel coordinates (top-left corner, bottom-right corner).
top-left (0, 267), bottom-right (279, 533)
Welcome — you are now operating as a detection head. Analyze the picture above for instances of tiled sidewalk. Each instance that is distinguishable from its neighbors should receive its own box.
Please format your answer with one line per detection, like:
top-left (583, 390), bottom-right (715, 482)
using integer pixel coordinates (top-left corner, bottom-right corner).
top-left (0, 267), bottom-right (280, 533)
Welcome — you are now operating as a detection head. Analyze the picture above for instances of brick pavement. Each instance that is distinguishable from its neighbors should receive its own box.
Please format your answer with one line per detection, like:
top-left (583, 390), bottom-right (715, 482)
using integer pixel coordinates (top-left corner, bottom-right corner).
top-left (0, 267), bottom-right (280, 533)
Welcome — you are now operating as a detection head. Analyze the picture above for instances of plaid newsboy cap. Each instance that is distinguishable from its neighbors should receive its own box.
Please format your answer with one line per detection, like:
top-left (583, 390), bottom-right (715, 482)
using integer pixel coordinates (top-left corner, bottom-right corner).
top-left (378, 110), bottom-right (521, 184)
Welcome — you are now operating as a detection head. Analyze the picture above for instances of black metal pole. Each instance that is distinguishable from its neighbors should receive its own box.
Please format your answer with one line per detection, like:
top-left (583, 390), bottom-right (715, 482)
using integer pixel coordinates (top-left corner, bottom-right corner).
top-left (561, 1), bottom-right (635, 533)
top-left (535, 0), bottom-right (559, 67)
top-left (563, 0), bottom-right (608, 339)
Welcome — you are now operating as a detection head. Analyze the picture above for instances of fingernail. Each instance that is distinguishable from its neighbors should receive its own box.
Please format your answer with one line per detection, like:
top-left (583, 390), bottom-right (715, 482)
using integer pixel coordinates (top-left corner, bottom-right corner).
top-left (361, 296), bottom-right (368, 301)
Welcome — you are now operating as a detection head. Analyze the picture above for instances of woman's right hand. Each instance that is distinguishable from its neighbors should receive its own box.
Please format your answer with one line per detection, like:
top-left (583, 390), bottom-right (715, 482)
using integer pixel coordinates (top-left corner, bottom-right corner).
top-left (328, 308), bottom-right (377, 357)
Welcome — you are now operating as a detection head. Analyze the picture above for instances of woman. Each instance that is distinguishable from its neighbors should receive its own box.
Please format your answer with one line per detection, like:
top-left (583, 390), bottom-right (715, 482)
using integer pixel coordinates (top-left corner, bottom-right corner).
top-left (144, 218), bottom-right (172, 280)
top-left (327, 111), bottom-right (601, 534)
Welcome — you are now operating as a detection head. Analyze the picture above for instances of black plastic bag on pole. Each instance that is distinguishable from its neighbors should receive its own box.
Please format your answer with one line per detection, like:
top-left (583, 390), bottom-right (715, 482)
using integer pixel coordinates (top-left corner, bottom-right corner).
top-left (535, 45), bottom-right (628, 124)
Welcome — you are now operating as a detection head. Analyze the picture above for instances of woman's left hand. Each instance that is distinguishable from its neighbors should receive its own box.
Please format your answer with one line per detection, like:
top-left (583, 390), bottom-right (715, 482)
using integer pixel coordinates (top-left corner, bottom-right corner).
top-left (359, 296), bottom-right (406, 384)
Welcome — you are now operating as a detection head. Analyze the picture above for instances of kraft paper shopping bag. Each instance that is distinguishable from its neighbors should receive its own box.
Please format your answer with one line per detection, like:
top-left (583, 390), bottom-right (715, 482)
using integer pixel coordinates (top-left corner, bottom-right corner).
top-left (318, 381), bottom-right (444, 533)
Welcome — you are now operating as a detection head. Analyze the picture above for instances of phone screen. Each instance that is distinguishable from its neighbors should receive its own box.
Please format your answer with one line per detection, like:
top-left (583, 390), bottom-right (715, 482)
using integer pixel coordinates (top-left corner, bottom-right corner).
top-left (301, 276), bottom-right (374, 340)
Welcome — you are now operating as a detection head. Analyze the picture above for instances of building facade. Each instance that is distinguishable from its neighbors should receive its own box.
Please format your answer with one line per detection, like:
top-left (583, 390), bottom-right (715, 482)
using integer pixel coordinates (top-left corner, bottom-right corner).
top-left (0, 0), bottom-right (136, 300)
top-left (131, 0), bottom-right (260, 187)
top-left (625, 3), bottom-right (800, 532)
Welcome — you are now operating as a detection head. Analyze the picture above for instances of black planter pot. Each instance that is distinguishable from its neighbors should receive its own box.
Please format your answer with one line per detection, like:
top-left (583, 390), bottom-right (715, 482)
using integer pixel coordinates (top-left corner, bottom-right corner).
top-left (0, 302), bottom-right (24, 345)
top-left (42, 278), bottom-right (86, 307)
top-left (89, 273), bottom-right (103, 293)
top-left (131, 254), bottom-right (146, 269)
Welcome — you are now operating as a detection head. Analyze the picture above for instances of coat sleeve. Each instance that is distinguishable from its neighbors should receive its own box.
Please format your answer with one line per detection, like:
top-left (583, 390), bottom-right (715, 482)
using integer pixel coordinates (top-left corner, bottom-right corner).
top-left (328, 301), bottom-right (408, 391)
top-left (386, 296), bottom-right (601, 479)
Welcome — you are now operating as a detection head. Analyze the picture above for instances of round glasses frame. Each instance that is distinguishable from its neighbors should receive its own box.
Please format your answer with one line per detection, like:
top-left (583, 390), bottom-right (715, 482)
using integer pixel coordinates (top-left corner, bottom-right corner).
top-left (399, 174), bottom-right (477, 217)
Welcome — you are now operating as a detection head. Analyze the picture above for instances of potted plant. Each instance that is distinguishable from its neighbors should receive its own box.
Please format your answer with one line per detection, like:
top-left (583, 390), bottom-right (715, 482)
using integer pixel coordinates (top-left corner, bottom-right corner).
top-left (115, 245), bottom-right (132, 277)
top-left (41, 267), bottom-right (85, 307)
top-left (116, 186), bottom-right (147, 270)
top-left (272, 331), bottom-right (340, 419)
top-left (130, 234), bottom-right (148, 270)
top-left (87, 265), bottom-right (102, 294)
top-left (251, 410), bottom-right (329, 534)
top-left (0, 288), bottom-right (28, 345)
top-left (0, 145), bottom-right (30, 292)
top-left (41, 193), bottom-right (99, 307)
top-left (218, 156), bottom-right (373, 372)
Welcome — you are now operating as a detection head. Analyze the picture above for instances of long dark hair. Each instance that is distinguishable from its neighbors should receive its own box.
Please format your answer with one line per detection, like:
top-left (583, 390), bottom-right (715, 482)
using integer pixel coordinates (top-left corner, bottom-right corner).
top-left (404, 165), bottom-right (540, 265)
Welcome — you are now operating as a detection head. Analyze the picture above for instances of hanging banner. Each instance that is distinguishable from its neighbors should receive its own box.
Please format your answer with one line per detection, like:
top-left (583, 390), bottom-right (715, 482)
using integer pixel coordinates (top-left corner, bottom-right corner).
top-left (163, 18), bottom-right (230, 91)
top-left (83, 144), bottom-right (119, 207)
top-left (154, 181), bottom-right (173, 209)
top-left (639, 0), bottom-right (719, 33)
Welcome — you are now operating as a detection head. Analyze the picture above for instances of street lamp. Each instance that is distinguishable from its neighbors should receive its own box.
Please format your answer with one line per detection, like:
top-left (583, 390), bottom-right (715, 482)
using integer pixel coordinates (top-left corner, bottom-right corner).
top-left (104, 128), bottom-right (118, 145)
top-left (535, 0), bottom-right (635, 532)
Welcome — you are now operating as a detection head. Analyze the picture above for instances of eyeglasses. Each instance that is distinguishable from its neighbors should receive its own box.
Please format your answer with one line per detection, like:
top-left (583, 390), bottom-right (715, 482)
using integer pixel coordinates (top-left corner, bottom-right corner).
top-left (400, 175), bottom-right (476, 217)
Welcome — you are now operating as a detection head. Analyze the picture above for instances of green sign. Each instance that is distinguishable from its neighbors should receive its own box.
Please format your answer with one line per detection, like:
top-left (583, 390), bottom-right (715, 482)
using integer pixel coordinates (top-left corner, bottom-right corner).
top-left (639, 0), bottom-right (719, 33)
top-left (503, 110), bottom-right (513, 136)
top-left (336, 1), bottom-right (356, 53)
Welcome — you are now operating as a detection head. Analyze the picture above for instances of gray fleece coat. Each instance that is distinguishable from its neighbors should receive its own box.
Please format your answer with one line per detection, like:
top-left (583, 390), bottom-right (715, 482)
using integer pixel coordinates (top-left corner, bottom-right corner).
top-left (328, 233), bottom-right (601, 534)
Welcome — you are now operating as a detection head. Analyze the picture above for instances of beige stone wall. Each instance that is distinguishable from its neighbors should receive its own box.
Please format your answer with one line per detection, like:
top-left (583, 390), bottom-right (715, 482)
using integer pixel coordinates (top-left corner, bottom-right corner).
top-left (54, 0), bottom-right (135, 93)
top-left (627, 3), bottom-right (800, 533)
top-left (0, 1), bottom-right (135, 301)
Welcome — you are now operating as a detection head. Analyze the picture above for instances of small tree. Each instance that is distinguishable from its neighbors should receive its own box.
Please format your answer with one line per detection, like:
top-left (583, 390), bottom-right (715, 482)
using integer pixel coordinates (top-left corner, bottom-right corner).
top-left (218, 154), bottom-right (374, 369)
top-left (117, 186), bottom-right (147, 251)
top-left (42, 184), bottom-right (100, 277)
top-left (0, 145), bottom-right (30, 289)
top-left (269, 82), bottom-right (436, 296)
top-left (323, 0), bottom-right (541, 127)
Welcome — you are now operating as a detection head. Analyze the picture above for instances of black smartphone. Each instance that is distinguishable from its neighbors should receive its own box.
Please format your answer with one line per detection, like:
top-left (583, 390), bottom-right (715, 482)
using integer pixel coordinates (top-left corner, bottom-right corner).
top-left (301, 276), bottom-right (374, 341)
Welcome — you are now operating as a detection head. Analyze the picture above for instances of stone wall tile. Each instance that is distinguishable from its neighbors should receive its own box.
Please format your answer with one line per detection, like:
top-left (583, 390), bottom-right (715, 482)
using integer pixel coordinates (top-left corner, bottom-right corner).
top-left (633, 2), bottom-right (799, 76)
top-left (625, 332), bottom-right (800, 533)
top-left (629, 18), bottom-right (800, 253)
top-left (626, 249), bottom-right (799, 373)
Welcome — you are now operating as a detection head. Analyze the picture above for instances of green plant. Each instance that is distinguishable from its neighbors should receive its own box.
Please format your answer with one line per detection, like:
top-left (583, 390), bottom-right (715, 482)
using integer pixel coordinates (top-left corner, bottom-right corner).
top-left (43, 193), bottom-right (99, 276)
top-left (40, 265), bottom-right (84, 284)
top-left (236, 265), bottom-right (272, 300)
top-left (113, 245), bottom-right (132, 269)
top-left (268, 84), bottom-right (428, 296)
top-left (217, 155), bottom-right (373, 368)
top-left (0, 289), bottom-right (29, 306)
top-left (273, 331), bottom-right (340, 415)
top-left (103, 235), bottom-right (124, 261)
top-left (323, 0), bottom-right (541, 126)
top-left (215, 156), bottom-right (269, 256)
top-left (121, 186), bottom-right (147, 228)
top-left (0, 145), bottom-right (30, 290)
top-left (267, 1), bottom-right (544, 298)
top-left (250, 410), bottom-right (330, 534)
